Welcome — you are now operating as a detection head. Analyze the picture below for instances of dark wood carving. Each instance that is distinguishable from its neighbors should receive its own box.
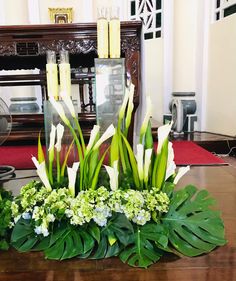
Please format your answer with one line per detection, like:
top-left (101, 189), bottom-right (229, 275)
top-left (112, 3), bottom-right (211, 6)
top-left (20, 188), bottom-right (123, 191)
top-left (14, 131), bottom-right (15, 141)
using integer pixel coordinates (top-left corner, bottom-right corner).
top-left (0, 21), bottom-right (142, 144)
top-left (0, 42), bottom-right (16, 55)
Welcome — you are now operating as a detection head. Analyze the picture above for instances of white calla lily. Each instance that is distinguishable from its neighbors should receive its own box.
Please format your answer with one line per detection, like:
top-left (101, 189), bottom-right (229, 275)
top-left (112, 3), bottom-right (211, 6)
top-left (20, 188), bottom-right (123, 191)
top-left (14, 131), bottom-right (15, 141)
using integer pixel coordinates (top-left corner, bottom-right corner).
top-left (67, 162), bottom-right (80, 197)
top-left (55, 123), bottom-right (64, 152)
top-left (173, 166), bottom-right (190, 184)
top-left (93, 124), bottom-right (115, 150)
top-left (144, 149), bottom-right (152, 183)
top-left (31, 157), bottom-right (51, 189)
top-left (136, 144), bottom-right (144, 181)
top-left (125, 84), bottom-right (135, 130)
top-left (118, 87), bottom-right (130, 120)
top-left (60, 91), bottom-right (76, 118)
top-left (165, 142), bottom-right (177, 180)
top-left (140, 96), bottom-right (152, 137)
top-left (104, 160), bottom-right (119, 191)
top-left (157, 121), bottom-right (173, 154)
top-left (32, 156), bottom-right (40, 169)
top-left (48, 124), bottom-right (56, 152)
top-left (49, 97), bottom-right (70, 126)
top-left (86, 125), bottom-right (100, 153)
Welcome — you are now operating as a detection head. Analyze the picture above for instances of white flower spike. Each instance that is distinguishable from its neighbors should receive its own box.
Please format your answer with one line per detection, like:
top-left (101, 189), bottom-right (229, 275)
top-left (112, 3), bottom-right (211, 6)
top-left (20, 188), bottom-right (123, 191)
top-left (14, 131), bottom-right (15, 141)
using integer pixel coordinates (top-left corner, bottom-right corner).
top-left (48, 124), bottom-right (56, 152)
top-left (86, 125), bottom-right (100, 153)
top-left (55, 123), bottom-right (65, 152)
top-left (67, 162), bottom-right (80, 197)
top-left (93, 124), bottom-right (115, 150)
top-left (60, 91), bottom-right (76, 118)
top-left (119, 87), bottom-right (130, 120)
top-left (165, 142), bottom-right (177, 180)
top-left (49, 97), bottom-right (70, 126)
top-left (104, 160), bottom-right (119, 191)
top-left (31, 157), bottom-right (51, 189)
top-left (125, 84), bottom-right (135, 129)
top-left (157, 121), bottom-right (173, 154)
top-left (173, 166), bottom-right (190, 184)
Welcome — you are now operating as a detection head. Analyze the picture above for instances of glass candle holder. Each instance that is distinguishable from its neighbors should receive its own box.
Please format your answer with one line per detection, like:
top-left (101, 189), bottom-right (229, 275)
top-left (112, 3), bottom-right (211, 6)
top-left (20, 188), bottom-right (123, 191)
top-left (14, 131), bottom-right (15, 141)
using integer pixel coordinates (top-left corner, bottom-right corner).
top-left (97, 7), bottom-right (109, 59)
top-left (46, 50), bottom-right (59, 100)
top-left (59, 50), bottom-right (71, 97)
top-left (95, 58), bottom-right (125, 132)
top-left (44, 100), bottom-right (77, 165)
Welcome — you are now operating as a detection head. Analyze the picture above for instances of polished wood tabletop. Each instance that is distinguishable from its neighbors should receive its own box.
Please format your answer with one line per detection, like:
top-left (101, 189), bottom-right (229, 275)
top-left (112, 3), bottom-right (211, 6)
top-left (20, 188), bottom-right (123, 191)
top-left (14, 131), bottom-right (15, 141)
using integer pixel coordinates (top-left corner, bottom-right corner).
top-left (0, 164), bottom-right (236, 281)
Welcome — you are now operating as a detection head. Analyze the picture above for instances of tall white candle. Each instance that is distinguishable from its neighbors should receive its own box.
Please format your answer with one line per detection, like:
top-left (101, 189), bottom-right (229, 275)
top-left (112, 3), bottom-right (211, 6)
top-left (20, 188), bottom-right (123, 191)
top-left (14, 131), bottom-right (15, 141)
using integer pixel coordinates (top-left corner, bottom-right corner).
top-left (59, 50), bottom-right (71, 97)
top-left (97, 7), bottom-right (109, 59)
top-left (109, 7), bottom-right (120, 59)
top-left (46, 50), bottom-right (58, 100)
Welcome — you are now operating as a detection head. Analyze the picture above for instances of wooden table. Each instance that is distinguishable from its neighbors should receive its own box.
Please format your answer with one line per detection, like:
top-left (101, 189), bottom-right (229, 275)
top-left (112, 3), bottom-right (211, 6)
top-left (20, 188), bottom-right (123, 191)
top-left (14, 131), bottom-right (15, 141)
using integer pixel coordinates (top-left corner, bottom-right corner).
top-left (0, 165), bottom-right (236, 281)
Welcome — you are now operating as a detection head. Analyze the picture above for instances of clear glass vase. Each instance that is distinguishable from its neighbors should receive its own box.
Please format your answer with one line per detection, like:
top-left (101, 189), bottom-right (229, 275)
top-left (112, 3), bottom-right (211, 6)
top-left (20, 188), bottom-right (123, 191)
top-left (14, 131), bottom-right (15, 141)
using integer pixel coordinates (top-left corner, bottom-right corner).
top-left (43, 100), bottom-right (77, 165)
top-left (95, 58), bottom-right (125, 133)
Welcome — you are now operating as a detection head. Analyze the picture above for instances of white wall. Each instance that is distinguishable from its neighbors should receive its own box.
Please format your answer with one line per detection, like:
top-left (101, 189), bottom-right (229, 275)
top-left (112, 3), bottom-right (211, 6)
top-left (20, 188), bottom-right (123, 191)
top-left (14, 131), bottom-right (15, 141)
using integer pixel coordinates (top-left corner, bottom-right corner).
top-left (206, 14), bottom-right (236, 136)
top-left (3, 0), bottom-right (29, 24)
top-left (173, 0), bottom-right (197, 92)
top-left (144, 39), bottom-right (164, 124)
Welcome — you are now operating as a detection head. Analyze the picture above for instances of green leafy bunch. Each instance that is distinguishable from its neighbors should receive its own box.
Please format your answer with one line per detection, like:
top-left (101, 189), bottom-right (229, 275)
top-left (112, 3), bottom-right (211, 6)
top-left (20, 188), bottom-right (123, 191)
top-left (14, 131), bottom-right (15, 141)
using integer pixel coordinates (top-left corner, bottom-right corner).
top-left (11, 181), bottom-right (170, 236)
top-left (110, 87), bottom-right (179, 192)
top-left (11, 184), bottom-right (226, 268)
top-left (0, 188), bottom-right (13, 250)
top-left (34, 96), bottom-right (116, 197)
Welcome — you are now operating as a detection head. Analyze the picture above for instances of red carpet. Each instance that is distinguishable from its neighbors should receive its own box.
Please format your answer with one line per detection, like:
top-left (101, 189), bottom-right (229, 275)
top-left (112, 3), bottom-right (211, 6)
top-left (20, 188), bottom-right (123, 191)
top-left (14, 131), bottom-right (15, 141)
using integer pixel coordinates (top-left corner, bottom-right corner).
top-left (0, 141), bottom-right (226, 170)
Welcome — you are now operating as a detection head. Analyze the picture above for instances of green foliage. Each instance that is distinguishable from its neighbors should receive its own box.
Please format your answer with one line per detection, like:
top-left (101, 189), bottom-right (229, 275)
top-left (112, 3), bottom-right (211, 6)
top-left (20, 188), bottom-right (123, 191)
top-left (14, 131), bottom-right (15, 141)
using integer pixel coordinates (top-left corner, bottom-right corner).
top-left (7, 87), bottom-right (227, 268)
top-left (0, 189), bottom-right (13, 250)
top-left (119, 223), bottom-right (168, 268)
top-left (37, 132), bottom-right (45, 164)
top-left (11, 219), bottom-right (96, 260)
top-left (162, 185), bottom-right (227, 257)
top-left (11, 218), bottom-right (39, 252)
top-left (90, 213), bottom-right (133, 259)
top-left (44, 222), bottom-right (95, 260)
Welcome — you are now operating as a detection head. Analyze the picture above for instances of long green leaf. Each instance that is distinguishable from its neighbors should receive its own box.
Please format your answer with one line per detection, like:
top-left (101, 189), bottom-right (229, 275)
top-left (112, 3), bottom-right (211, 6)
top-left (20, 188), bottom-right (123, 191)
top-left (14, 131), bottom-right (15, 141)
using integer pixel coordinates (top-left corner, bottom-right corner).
top-left (90, 147), bottom-right (110, 190)
top-left (144, 121), bottom-right (153, 149)
top-left (110, 130), bottom-right (119, 166)
top-left (37, 131), bottom-right (45, 163)
top-left (61, 140), bottom-right (75, 178)
top-left (88, 149), bottom-right (99, 184)
top-left (162, 185), bottom-right (227, 257)
top-left (155, 138), bottom-right (169, 190)
top-left (121, 133), bottom-right (140, 189)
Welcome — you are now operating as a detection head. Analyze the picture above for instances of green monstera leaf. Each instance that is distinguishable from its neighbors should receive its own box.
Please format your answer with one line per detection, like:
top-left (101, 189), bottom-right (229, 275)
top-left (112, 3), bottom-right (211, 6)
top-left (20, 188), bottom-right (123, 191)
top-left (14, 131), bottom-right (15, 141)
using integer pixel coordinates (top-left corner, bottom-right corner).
top-left (11, 219), bottom-right (96, 260)
top-left (119, 223), bottom-right (168, 268)
top-left (162, 185), bottom-right (227, 257)
top-left (44, 222), bottom-right (95, 260)
top-left (90, 213), bottom-right (134, 259)
top-left (11, 218), bottom-right (40, 252)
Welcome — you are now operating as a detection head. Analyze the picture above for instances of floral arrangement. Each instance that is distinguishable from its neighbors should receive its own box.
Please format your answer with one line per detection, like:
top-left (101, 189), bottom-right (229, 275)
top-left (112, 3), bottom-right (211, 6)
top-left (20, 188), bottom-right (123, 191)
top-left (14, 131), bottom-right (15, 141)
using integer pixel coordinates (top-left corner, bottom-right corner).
top-left (1, 84), bottom-right (226, 268)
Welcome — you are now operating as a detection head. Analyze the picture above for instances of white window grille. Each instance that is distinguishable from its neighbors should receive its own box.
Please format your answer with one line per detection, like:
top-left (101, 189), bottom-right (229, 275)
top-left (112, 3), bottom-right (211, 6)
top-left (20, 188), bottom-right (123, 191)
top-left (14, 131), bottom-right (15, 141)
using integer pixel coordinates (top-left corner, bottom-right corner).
top-left (213, 0), bottom-right (236, 21)
top-left (128, 0), bottom-right (162, 40)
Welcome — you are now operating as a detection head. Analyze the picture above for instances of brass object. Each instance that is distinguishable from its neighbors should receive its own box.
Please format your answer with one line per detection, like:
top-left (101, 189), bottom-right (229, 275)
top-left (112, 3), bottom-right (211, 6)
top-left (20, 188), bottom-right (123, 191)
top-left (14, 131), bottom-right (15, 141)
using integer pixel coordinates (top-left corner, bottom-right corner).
top-left (49, 8), bottom-right (73, 24)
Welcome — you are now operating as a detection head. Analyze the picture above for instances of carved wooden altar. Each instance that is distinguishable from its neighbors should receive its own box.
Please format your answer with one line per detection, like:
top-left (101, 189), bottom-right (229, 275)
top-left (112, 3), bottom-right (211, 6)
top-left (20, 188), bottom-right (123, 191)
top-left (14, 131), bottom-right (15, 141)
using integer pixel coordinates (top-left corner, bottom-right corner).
top-left (0, 21), bottom-right (142, 143)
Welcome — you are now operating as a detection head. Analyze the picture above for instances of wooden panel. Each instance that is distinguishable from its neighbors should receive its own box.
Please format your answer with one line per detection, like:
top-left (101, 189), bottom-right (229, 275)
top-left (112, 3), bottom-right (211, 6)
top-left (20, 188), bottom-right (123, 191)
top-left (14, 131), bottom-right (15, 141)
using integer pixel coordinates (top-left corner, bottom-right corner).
top-left (0, 22), bottom-right (142, 144)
